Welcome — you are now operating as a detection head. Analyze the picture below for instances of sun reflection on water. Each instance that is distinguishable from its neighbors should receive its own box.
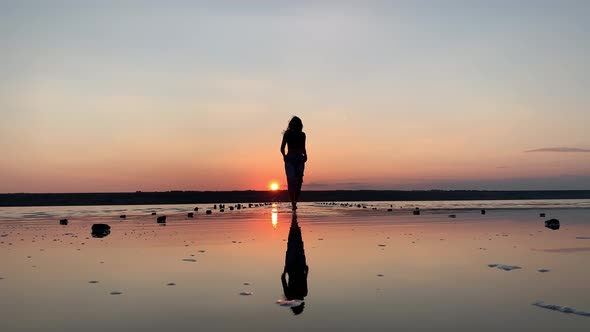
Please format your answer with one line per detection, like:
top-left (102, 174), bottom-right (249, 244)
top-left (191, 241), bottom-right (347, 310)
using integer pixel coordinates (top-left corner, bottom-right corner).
top-left (271, 207), bottom-right (278, 229)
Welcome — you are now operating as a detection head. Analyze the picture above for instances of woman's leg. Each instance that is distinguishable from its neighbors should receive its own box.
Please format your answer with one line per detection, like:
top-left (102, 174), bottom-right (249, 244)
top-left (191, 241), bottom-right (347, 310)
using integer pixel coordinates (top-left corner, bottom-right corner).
top-left (294, 160), bottom-right (305, 205)
top-left (285, 160), bottom-right (297, 210)
top-left (295, 177), bottom-right (303, 202)
top-left (289, 190), bottom-right (297, 210)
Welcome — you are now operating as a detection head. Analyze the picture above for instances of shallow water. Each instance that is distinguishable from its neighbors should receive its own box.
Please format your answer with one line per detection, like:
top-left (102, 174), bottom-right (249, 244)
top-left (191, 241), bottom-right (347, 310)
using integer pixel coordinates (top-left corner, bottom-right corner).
top-left (1, 201), bottom-right (589, 331)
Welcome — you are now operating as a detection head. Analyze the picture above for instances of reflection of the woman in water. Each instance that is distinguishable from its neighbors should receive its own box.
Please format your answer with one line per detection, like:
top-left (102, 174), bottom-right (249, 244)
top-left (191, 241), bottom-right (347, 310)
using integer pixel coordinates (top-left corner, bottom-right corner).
top-left (281, 212), bottom-right (309, 315)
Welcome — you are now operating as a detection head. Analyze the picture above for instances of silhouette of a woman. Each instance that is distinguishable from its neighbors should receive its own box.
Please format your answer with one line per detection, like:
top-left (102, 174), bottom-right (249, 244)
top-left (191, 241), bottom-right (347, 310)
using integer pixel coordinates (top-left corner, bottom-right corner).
top-left (281, 213), bottom-right (308, 315)
top-left (280, 116), bottom-right (307, 211)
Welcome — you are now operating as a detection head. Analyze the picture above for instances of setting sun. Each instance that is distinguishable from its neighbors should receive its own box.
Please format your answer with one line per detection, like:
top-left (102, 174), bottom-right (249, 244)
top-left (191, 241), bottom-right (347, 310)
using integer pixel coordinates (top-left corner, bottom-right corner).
top-left (270, 182), bottom-right (279, 191)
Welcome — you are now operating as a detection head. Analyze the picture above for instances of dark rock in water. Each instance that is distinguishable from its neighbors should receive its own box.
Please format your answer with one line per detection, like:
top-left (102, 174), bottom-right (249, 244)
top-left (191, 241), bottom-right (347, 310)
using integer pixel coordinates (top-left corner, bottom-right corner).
top-left (194, 207), bottom-right (199, 212)
top-left (157, 216), bottom-right (167, 223)
top-left (481, 209), bottom-right (486, 215)
top-left (206, 210), bottom-right (212, 215)
top-left (91, 224), bottom-right (111, 238)
top-left (448, 214), bottom-right (457, 218)
top-left (237, 204), bottom-right (242, 210)
top-left (413, 208), bottom-right (420, 215)
top-left (214, 204), bottom-right (217, 209)
top-left (387, 208), bottom-right (393, 212)
top-left (151, 212), bottom-right (157, 215)
top-left (545, 219), bottom-right (560, 230)
top-left (220, 209), bottom-right (225, 212)
top-left (249, 203), bottom-right (253, 208)
top-left (540, 213), bottom-right (546, 218)
top-left (119, 215), bottom-right (126, 219)
top-left (229, 206), bottom-right (234, 211)
top-left (59, 219), bottom-right (68, 225)
top-left (187, 212), bottom-right (194, 218)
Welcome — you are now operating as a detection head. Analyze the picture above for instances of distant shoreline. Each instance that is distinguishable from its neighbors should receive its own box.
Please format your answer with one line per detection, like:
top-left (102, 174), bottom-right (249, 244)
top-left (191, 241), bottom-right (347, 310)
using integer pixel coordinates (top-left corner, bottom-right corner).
top-left (1, 190), bottom-right (590, 207)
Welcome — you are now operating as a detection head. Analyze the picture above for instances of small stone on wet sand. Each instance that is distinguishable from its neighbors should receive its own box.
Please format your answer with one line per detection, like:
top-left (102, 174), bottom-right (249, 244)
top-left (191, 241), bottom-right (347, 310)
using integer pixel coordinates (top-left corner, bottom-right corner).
top-left (532, 301), bottom-right (590, 317)
top-left (488, 264), bottom-right (521, 271)
top-left (276, 299), bottom-right (303, 307)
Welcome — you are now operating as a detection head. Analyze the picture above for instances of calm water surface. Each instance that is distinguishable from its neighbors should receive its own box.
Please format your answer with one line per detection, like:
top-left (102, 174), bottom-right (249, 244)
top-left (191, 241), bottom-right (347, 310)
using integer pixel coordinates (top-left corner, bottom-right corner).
top-left (1, 200), bottom-right (589, 331)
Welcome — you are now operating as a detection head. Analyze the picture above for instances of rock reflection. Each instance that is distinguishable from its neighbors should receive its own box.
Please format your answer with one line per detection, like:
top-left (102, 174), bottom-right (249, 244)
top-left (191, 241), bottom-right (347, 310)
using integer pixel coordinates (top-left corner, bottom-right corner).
top-left (280, 212), bottom-right (308, 315)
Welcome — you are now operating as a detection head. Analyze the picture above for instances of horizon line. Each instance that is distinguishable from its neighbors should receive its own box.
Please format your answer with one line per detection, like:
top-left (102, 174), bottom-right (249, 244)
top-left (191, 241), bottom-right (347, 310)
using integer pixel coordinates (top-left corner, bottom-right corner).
top-left (3, 189), bottom-right (590, 195)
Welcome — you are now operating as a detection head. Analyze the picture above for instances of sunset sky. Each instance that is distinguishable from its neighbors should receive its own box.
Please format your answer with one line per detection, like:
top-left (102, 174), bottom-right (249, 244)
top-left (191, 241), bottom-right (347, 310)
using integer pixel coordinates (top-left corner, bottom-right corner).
top-left (1, 1), bottom-right (589, 193)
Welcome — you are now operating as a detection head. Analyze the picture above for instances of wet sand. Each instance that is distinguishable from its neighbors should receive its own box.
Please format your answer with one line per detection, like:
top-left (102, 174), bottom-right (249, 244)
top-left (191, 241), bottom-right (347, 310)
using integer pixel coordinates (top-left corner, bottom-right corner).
top-left (1, 203), bottom-right (589, 331)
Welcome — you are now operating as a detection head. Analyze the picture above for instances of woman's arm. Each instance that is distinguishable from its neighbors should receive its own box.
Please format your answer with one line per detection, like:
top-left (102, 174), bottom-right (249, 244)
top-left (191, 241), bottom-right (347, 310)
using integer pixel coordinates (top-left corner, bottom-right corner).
top-left (303, 133), bottom-right (308, 162)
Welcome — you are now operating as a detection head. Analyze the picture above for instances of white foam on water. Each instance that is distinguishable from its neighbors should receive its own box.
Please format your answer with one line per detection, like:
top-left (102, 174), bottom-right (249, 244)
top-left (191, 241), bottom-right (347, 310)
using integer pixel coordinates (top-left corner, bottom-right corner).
top-left (240, 291), bottom-right (254, 296)
top-left (275, 299), bottom-right (303, 307)
top-left (533, 302), bottom-right (590, 317)
top-left (488, 264), bottom-right (522, 271)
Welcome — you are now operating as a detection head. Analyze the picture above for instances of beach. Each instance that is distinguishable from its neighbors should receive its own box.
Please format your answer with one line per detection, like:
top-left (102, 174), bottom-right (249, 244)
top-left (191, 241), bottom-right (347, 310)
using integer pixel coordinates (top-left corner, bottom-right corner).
top-left (1, 200), bottom-right (590, 331)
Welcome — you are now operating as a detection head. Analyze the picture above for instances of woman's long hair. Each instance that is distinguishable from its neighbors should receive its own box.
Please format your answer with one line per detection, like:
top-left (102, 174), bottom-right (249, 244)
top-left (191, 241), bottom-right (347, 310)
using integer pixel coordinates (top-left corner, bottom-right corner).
top-left (285, 116), bottom-right (303, 133)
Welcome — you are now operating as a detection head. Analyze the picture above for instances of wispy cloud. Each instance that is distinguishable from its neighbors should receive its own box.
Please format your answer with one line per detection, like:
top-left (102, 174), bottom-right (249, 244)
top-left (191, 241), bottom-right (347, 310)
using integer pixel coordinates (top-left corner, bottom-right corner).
top-left (526, 147), bottom-right (590, 153)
